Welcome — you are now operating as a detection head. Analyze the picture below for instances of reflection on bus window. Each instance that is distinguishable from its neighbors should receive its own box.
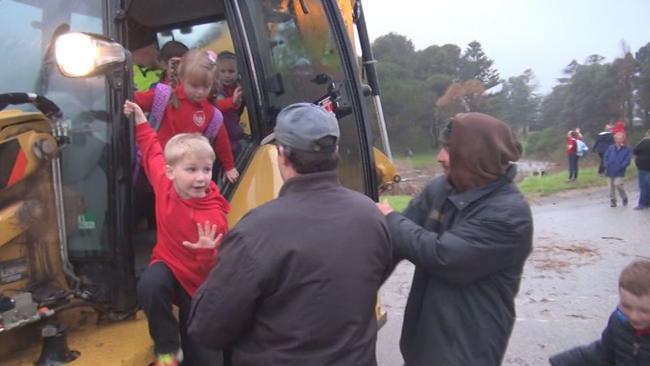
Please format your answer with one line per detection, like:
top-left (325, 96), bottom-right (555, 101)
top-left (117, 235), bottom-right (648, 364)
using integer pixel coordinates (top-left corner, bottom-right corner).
top-left (245, 0), bottom-right (367, 192)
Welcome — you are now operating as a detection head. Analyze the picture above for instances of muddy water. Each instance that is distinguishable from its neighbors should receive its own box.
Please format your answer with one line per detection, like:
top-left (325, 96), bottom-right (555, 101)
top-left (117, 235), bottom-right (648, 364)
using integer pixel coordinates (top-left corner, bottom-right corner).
top-left (377, 183), bottom-right (650, 365)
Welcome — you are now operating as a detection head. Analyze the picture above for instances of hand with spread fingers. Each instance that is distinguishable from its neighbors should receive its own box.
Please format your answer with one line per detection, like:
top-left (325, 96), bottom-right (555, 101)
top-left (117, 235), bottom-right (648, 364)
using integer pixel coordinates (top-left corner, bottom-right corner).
top-left (182, 221), bottom-right (223, 250)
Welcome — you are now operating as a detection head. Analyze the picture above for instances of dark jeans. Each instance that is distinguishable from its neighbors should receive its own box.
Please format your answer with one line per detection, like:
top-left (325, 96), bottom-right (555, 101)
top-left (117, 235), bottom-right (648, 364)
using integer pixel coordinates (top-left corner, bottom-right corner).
top-left (639, 169), bottom-right (650, 207)
top-left (568, 154), bottom-right (579, 180)
top-left (598, 152), bottom-right (606, 175)
top-left (137, 262), bottom-right (219, 366)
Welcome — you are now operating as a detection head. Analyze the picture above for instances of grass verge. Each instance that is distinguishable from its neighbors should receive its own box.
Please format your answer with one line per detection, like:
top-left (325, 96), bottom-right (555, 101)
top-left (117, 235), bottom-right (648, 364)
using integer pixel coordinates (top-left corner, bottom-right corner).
top-left (381, 195), bottom-right (412, 212)
top-left (382, 165), bottom-right (639, 208)
top-left (518, 165), bottom-right (637, 197)
top-left (394, 152), bottom-right (436, 169)
top-left (518, 166), bottom-right (605, 196)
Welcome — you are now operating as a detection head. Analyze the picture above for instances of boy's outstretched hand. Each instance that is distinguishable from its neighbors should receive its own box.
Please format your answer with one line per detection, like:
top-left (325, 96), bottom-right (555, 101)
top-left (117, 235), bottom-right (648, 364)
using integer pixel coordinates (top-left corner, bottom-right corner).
top-left (123, 100), bottom-right (147, 125)
top-left (182, 221), bottom-right (223, 250)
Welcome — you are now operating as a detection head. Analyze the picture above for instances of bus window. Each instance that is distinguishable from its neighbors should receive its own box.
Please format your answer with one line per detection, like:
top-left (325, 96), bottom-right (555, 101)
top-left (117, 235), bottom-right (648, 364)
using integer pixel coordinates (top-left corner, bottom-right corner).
top-left (242, 0), bottom-right (367, 193)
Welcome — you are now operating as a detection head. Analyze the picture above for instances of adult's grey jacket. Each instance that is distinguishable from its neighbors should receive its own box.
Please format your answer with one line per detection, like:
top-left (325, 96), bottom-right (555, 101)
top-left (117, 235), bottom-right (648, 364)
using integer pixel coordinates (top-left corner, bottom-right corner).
top-left (187, 171), bottom-right (392, 366)
top-left (386, 165), bottom-right (533, 365)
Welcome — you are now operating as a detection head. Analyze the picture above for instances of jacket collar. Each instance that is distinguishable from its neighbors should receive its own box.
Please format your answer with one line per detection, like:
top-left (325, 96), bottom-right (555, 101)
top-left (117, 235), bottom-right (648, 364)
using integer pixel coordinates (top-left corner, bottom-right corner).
top-left (447, 164), bottom-right (517, 211)
top-left (616, 308), bottom-right (650, 337)
top-left (175, 84), bottom-right (210, 108)
top-left (279, 171), bottom-right (340, 197)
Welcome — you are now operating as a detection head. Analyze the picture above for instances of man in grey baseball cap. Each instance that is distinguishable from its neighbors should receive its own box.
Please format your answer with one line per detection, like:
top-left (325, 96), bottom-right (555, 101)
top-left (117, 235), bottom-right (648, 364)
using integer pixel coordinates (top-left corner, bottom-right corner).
top-left (189, 102), bottom-right (392, 366)
top-left (261, 102), bottom-right (340, 153)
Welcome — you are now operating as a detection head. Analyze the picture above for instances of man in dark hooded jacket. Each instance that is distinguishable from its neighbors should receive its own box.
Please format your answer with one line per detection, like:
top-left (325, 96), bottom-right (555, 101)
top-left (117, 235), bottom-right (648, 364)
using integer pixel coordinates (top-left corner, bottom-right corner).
top-left (377, 113), bottom-right (533, 365)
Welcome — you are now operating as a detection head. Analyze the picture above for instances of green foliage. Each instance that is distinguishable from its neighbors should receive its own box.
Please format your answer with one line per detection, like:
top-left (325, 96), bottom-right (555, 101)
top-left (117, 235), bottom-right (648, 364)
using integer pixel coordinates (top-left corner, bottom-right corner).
top-left (371, 32), bottom-right (649, 159)
top-left (372, 33), bottom-right (416, 69)
top-left (415, 44), bottom-right (462, 79)
top-left (488, 69), bottom-right (541, 134)
top-left (637, 43), bottom-right (650, 127)
top-left (518, 167), bottom-right (607, 196)
top-left (395, 151), bottom-right (437, 169)
top-left (459, 41), bottom-right (501, 88)
top-left (381, 195), bottom-right (412, 213)
top-left (522, 127), bottom-right (563, 158)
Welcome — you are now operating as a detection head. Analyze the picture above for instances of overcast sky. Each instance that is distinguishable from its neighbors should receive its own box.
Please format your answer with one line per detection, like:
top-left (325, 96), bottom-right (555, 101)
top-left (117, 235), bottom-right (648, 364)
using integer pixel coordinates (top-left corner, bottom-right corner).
top-left (362, 0), bottom-right (650, 94)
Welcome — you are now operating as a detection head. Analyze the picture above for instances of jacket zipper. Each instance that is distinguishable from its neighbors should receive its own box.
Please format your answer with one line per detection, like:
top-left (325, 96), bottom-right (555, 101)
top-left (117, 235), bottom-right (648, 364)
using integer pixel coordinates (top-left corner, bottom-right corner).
top-left (633, 340), bottom-right (639, 366)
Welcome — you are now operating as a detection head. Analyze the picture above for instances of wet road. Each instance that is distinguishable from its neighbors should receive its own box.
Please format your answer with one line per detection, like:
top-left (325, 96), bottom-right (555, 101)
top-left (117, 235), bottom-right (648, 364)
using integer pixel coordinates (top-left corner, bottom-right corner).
top-left (377, 183), bottom-right (650, 365)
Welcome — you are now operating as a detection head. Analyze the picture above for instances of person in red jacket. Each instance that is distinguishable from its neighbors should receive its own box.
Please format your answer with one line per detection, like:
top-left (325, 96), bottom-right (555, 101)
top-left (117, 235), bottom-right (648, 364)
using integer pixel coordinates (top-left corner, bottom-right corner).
top-left (134, 49), bottom-right (240, 183)
top-left (124, 100), bottom-right (230, 366)
top-left (211, 51), bottom-right (245, 156)
top-left (566, 130), bottom-right (580, 182)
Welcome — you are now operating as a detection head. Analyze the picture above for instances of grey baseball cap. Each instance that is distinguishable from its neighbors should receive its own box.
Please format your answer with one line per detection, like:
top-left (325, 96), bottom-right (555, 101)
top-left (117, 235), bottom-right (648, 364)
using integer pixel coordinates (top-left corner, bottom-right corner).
top-left (261, 103), bottom-right (340, 152)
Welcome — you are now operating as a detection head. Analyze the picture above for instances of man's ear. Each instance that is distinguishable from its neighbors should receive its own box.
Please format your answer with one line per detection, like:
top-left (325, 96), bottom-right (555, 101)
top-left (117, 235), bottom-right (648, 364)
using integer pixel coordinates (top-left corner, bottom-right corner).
top-left (277, 145), bottom-right (288, 166)
top-left (165, 164), bottom-right (174, 180)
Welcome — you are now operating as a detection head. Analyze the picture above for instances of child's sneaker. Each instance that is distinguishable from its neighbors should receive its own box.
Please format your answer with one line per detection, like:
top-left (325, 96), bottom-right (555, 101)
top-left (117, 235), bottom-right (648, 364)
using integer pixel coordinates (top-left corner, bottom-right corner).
top-left (153, 349), bottom-right (183, 366)
top-left (622, 198), bottom-right (628, 206)
top-left (610, 200), bottom-right (617, 208)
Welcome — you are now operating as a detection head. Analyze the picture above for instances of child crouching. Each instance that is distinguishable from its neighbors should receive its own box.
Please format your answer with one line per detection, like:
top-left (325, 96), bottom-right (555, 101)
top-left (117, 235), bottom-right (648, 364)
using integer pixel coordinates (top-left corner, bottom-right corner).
top-left (550, 260), bottom-right (650, 365)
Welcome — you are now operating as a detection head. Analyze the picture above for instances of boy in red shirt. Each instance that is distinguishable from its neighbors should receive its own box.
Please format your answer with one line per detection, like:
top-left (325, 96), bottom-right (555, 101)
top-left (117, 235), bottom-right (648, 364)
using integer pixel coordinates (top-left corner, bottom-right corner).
top-left (124, 100), bottom-right (230, 366)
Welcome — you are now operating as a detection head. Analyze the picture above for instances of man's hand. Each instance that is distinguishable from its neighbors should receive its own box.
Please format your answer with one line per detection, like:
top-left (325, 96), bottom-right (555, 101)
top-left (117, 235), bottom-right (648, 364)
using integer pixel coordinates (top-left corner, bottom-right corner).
top-left (123, 100), bottom-right (147, 125)
top-left (224, 168), bottom-right (240, 183)
top-left (376, 202), bottom-right (394, 216)
top-left (182, 221), bottom-right (223, 250)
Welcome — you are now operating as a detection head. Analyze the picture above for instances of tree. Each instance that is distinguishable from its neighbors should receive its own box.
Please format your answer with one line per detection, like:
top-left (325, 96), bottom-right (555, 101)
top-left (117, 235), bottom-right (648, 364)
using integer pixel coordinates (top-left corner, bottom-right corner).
top-left (372, 33), bottom-right (416, 70)
top-left (459, 41), bottom-right (501, 88)
top-left (490, 69), bottom-right (540, 134)
top-left (611, 52), bottom-right (636, 124)
top-left (415, 44), bottom-right (462, 80)
top-left (636, 43), bottom-right (650, 127)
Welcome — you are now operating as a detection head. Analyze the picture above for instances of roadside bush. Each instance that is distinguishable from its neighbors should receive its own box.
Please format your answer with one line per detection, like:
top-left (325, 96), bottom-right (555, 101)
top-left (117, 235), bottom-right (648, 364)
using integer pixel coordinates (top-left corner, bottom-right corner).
top-left (523, 127), bottom-right (564, 158)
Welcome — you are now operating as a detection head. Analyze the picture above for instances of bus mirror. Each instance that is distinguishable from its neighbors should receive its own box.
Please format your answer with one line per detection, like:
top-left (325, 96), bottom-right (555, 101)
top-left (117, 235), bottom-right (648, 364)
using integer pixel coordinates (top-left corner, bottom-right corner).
top-left (55, 33), bottom-right (126, 78)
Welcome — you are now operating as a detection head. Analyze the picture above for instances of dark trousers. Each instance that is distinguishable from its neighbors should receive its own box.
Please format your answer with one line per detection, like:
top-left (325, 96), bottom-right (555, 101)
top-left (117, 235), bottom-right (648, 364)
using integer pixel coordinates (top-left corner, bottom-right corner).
top-left (137, 262), bottom-right (219, 366)
top-left (598, 152), bottom-right (606, 175)
top-left (568, 154), bottom-right (579, 180)
top-left (639, 169), bottom-right (650, 207)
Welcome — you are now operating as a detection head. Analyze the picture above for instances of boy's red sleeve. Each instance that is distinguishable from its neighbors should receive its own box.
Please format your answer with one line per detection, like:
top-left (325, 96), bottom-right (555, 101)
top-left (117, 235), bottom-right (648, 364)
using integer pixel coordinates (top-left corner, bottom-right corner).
top-left (215, 97), bottom-right (237, 113)
top-left (136, 123), bottom-right (168, 192)
top-left (134, 89), bottom-right (155, 113)
top-left (213, 126), bottom-right (235, 171)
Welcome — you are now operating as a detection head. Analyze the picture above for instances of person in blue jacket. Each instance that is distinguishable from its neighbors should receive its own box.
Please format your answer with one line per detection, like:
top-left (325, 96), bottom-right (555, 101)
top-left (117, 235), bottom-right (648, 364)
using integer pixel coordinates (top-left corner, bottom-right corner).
top-left (604, 132), bottom-right (632, 207)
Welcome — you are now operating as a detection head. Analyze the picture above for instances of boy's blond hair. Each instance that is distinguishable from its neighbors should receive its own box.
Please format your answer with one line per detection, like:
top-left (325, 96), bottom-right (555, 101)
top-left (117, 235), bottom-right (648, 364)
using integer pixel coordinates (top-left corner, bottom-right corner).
top-left (619, 261), bottom-right (650, 297)
top-left (164, 133), bottom-right (215, 166)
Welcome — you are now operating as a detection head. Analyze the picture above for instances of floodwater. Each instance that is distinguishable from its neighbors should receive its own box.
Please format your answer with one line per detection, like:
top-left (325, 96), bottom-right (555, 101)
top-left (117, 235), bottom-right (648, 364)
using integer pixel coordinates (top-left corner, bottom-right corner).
top-left (377, 182), bottom-right (650, 365)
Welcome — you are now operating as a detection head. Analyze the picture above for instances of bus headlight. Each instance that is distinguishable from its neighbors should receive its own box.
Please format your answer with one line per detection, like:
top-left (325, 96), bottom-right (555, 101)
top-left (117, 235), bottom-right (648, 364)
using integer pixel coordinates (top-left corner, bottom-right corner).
top-left (55, 33), bottom-right (126, 78)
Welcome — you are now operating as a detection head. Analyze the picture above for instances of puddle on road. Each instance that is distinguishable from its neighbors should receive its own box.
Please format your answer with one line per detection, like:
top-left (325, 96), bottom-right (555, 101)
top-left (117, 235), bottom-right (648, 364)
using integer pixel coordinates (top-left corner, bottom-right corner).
top-left (529, 240), bottom-right (601, 274)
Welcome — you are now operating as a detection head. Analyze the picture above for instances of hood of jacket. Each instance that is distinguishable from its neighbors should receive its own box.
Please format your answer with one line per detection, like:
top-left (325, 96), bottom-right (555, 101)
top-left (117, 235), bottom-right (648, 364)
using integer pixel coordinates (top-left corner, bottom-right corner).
top-left (446, 112), bottom-right (522, 192)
